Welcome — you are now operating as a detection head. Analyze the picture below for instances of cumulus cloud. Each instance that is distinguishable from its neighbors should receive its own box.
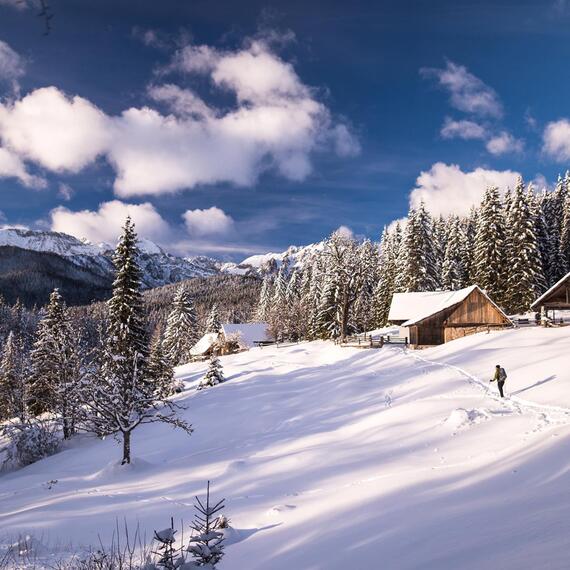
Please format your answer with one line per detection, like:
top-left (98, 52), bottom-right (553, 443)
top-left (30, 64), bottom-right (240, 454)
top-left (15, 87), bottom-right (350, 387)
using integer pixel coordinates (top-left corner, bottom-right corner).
top-left (486, 131), bottom-right (524, 156)
top-left (410, 162), bottom-right (520, 217)
top-left (50, 200), bottom-right (171, 244)
top-left (440, 117), bottom-right (487, 140)
top-left (183, 206), bottom-right (234, 236)
top-left (0, 87), bottom-right (110, 172)
top-left (0, 146), bottom-right (45, 188)
top-left (421, 60), bottom-right (503, 118)
top-left (543, 119), bottom-right (570, 161)
top-left (0, 38), bottom-right (358, 196)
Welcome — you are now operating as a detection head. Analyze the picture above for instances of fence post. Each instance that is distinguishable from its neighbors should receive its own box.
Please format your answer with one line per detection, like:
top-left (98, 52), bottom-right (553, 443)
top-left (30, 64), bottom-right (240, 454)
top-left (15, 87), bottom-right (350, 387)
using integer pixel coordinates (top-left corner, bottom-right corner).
top-left (405, 336), bottom-right (408, 346)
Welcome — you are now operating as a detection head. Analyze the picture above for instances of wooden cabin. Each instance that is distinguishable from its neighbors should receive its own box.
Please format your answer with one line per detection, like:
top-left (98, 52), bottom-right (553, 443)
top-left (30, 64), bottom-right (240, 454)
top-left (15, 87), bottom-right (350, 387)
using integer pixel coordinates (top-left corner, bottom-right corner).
top-left (388, 285), bottom-right (511, 347)
top-left (531, 271), bottom-right (570, 324)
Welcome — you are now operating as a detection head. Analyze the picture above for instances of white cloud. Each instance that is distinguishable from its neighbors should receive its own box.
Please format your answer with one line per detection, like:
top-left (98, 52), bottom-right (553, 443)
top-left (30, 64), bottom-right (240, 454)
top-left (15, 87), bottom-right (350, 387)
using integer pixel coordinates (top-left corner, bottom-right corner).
top-left (440, 117), bottom-right (487, 140)
top-left (0, 40), bottom-right (24, 83)
top-left (485, 131), bottom-right (524, 155)
top-left (50, 200), bottom-right (171, 244)
top-left (57, 182), bottom-right (73, 201)
top-left (421, 60), bottom-right (503, 118)
top-left (147, 84), bottom-right (215, 119)
top-left (0, 146), bottom-right (45, 188)
top-left (0, 87), bottom-right (110, 172)
top-left (183, 206), bottom-right (234, 236)
top-left (335, 225), bottom-right (354, 239)
top-left (410, 162), bottom-right (520, 217)
top-left (543, 119), bottom-right (570, 161)
top-left (0, 38), bottom-right (358, 196)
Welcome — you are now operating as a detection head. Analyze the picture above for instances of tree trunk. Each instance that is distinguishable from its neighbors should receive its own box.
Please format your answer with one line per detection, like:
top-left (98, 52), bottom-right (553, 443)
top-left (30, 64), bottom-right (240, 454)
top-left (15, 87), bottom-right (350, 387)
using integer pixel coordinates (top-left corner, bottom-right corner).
top-left (121, 430), bottom-right (131, 465)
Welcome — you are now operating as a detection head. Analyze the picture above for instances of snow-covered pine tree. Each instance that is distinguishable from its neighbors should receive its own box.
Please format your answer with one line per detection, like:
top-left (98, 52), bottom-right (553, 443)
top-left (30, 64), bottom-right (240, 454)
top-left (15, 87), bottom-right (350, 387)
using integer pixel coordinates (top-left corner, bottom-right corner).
top-left (206, 304), bottom-right (222, 334)
top-left (255, 275), bottom-right (273, 322)
top-left (462, 207), bottom-right (478, 283)
top-left (433, 215), bottom-right (448, 279)
top-left (0, 331), bottom-right (27, 422)
top-left (559, 193), bottom-right (570, 276)
top-left (396, 203), bottom-right (439, 292)
top-left (197, 353), bottom-right (225, 390)
top-left (372, 225), bottom-right (400, 327)
top-left (162, 285), bottom-right (198, 366)
top-left (530, 189), bottom-right (551, 294)
top-left (284, 269), bottom-right (304, 339)
top-left (80, 218), bottom-right (192, 465)
top-left (545, 175), bottom-right (569, 284)
top-left (473, 186), bottom-right (507, 306)
top-left (29, 289), bottom-right (82, 438)
top-left (148, 330), bottom-right (176, 398)
top-left (504, 179), bottom-right (546, 313)
top-left (353, 239), bottom-right (380, 332)
top-left (441, 216), bottom-right (468, 290)
top-left (268, 266), bottom-right (288, 340)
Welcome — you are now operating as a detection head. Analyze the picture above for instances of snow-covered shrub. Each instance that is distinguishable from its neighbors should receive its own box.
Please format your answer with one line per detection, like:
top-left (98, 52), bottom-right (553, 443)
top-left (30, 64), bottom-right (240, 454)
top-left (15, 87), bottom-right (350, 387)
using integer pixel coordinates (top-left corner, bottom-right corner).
top-left (2, 419), bottom-right (61, 469)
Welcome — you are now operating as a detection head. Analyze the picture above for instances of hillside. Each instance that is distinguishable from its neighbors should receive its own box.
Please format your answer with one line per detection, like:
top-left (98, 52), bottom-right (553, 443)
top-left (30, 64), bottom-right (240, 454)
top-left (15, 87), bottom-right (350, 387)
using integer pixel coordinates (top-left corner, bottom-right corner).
top-left (0, 228), bottom-right (222, 306)
top-left (1, 327), bottom-right (570, 569)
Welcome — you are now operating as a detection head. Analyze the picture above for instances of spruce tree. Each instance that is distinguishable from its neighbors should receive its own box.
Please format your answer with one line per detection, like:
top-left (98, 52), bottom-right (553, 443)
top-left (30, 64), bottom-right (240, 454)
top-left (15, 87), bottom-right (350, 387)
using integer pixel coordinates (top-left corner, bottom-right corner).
top-left (163, 285), bottom-right (198, 366)
top-left (504, 179), bottom-right (546, 313)
top-left (441, 216), bottom-right (468, 290)
top-left (255, 276), bottom-right (273, 322)
top-left (0, 332), bottom-right (27, 422)
top-left (560, 194), bottom-right (570, 275)
top-left (396, 203), bottom-right (438, 292)
top-left (206, 304), bottom-right (222, 334)
top-left (198, 353), bottom-right (225, 390)
top-left (473, 186), bottom-right (507, 306)
top-left (80, 218), bottom-right (192, 465)
top-left (148, 330), bottom-right (176, 398)
top-left (373, 226), bottom-right (400, 327)
top-left (29, 289), bottom-right (82, 438)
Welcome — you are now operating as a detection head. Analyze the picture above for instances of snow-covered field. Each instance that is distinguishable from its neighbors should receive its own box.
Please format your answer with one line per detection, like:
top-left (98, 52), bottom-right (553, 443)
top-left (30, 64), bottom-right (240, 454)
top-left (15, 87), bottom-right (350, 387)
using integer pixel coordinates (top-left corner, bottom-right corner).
top-left (2, 327), bottom-right (570, 569)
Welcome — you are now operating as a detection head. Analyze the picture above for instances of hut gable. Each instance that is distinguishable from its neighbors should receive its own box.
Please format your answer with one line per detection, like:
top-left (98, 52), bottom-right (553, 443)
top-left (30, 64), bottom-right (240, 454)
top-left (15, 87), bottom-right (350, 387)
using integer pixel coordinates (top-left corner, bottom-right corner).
top-left (390, 285), bottom-right (510, 347)
top-left (531, 271), bottom-right (570, 311)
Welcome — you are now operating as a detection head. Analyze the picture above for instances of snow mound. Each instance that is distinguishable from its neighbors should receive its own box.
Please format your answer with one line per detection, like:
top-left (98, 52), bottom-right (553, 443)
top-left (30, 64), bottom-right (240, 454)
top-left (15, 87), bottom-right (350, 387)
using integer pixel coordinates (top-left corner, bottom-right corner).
top-left (443, 408), bottom-right (491, 431)
top-left (267, 504), bottom-right (297, 516)
top-left (88, 457), bottom-right (156, 480)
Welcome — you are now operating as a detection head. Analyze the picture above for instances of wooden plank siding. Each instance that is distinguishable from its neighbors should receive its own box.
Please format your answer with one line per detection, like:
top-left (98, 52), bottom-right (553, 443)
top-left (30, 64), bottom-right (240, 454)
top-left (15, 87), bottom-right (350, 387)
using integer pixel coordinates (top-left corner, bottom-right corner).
top-left (410, 289), bottom-right (510, 347)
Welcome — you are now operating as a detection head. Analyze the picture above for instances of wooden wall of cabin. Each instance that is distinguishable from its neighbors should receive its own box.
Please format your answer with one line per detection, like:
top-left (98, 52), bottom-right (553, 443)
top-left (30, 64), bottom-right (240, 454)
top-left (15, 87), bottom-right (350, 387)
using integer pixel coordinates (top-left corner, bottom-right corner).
top-left (445, 289), bottom-right (507, 326)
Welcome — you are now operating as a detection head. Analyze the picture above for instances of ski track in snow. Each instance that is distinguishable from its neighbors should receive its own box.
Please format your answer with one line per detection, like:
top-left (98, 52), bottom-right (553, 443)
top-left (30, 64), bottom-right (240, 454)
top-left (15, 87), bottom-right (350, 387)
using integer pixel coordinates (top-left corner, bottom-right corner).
top-left (401, 346), bottom-right (570, 432)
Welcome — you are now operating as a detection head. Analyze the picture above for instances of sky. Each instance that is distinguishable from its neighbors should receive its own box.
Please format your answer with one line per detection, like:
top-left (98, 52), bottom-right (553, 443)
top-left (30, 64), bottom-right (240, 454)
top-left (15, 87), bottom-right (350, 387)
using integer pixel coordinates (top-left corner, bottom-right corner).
top-left (1, 0), bottom-right (570, 259)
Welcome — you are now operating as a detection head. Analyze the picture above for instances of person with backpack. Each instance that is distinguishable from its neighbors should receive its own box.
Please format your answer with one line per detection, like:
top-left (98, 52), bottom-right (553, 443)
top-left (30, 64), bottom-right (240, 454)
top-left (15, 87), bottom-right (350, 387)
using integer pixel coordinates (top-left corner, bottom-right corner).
top-left (490, 364), bottom-right (507, 398)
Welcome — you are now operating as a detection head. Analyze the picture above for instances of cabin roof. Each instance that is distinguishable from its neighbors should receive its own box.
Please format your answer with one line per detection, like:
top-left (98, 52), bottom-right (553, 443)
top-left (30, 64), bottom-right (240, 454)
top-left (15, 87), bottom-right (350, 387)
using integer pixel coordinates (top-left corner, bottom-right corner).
top-left (190, 332), bottom-right (219, 356)
top-left (531, 271), bottom-right (570, 309)
top-left (389, 285), bottom-right (509, 327)
top-left (220, 322), bottom-right (270, 347)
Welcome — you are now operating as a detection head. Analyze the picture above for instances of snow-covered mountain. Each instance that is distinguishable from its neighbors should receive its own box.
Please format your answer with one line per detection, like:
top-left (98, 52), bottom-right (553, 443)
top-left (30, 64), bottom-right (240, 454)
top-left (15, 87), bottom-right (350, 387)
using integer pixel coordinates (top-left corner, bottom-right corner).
top-left (222, 241), bottom-right (325, 276)
top-left (0, 228), bottom-right (222, 305)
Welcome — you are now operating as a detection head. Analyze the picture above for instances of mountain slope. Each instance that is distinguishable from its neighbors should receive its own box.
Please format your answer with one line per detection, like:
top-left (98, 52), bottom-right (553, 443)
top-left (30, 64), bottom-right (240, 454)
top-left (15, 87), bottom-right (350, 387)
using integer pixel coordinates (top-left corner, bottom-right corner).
top-left (0, 228), bottom-right (222, 306)
top-left (2, 327), bottom-right (570, 568)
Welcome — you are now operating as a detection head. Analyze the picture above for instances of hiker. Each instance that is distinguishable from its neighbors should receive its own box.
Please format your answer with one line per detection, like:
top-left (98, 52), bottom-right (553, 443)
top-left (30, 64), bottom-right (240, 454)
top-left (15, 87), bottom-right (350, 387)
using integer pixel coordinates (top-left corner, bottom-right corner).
top-left (490, 364), bottom-right (507, 398)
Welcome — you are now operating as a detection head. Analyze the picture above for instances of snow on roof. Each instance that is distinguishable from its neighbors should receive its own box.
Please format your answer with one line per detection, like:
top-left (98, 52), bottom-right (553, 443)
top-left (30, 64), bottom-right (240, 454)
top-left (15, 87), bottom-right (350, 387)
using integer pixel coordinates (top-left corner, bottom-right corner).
top-left (221, 322), bottom-right (270, 347)
top-left (531, 270), bottom-right (570, 309)
top-left (389, 285), bottom-right (509, 327)
top-left (190, 332), bottom-right (219, 356)
top-left (401, 286), bottom-right (479, 326)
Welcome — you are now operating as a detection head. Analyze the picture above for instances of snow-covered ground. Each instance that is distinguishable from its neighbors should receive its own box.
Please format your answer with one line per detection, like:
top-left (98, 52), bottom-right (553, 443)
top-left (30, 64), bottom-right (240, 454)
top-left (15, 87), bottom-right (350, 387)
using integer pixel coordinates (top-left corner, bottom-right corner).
top-left (2, 327), bottom-right (570, 569)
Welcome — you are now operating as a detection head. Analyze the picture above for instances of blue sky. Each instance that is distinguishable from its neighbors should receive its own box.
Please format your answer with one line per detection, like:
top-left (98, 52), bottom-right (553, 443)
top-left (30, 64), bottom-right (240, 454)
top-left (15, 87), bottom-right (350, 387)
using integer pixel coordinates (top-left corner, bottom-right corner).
top-left (1, 0), bottom-right (570, 259)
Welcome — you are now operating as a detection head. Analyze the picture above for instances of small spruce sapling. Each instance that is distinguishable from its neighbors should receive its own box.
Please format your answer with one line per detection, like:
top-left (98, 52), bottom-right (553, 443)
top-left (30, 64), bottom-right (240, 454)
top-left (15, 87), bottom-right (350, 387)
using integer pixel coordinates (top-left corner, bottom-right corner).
top-left (197, 354), bottom-right (224, 391)
top-left (187, 481), bottom-right (225, 568)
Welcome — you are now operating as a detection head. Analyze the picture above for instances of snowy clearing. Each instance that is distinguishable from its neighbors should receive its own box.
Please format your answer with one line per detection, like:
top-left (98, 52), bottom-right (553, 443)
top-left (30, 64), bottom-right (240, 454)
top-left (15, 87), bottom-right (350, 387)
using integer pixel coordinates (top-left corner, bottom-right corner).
top-left (2, 328), bottom-right (570, 569)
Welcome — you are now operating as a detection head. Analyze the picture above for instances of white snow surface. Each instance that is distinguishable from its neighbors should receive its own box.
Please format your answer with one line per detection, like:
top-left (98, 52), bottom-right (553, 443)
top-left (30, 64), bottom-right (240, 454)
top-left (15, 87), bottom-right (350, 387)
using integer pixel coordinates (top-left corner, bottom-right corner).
top-left (2, 327), bottom-right (570, 568)
top-left (221, 322), bottom-right (270, 347)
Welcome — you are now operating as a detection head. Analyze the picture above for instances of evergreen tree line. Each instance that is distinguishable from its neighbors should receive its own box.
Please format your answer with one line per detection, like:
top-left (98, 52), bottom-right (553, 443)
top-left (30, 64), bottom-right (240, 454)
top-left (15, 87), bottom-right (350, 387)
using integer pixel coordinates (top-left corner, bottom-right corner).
top-left (259, 175), bottom-right (570, 341)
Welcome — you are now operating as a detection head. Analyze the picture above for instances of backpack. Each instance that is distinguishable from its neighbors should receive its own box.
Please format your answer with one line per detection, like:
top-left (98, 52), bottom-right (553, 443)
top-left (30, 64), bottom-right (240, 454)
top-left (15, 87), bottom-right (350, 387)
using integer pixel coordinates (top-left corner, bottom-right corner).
top-left (499, 367), bottom-right (507, 382)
